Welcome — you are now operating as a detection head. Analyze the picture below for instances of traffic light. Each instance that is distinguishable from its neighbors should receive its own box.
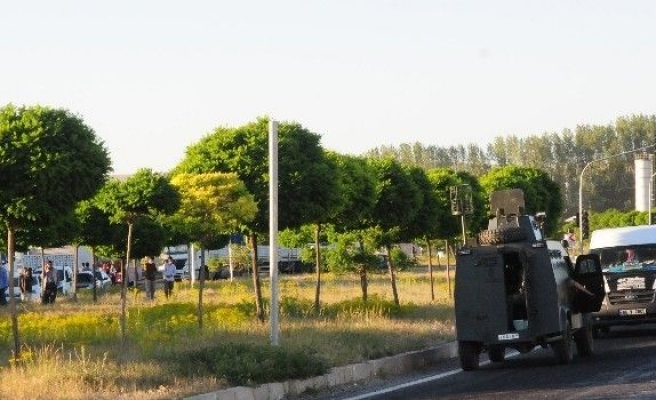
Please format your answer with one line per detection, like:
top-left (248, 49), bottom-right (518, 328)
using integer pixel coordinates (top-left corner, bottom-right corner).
top-left (582, 211), bottom-right (590, 239)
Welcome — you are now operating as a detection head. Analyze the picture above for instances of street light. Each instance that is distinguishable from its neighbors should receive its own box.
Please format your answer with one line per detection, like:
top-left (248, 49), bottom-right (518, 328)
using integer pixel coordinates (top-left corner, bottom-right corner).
top-left (578, 144), bottom-right (656, 254)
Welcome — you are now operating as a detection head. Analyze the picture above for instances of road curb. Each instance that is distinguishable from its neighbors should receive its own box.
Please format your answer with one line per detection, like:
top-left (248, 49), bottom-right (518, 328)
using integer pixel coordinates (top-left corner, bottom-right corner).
top-left (184, 341), bottom-right (458, 400)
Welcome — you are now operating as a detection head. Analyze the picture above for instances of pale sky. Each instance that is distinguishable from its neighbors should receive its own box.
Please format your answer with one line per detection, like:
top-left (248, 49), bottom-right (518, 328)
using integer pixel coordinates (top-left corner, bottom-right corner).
top-left (2, 1), bottom-right (655, 175)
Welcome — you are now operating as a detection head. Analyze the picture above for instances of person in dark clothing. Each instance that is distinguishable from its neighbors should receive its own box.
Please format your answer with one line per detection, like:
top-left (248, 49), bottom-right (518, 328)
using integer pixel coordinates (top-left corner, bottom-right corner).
top-left (42, 261), bottom-right (59, 304)
top-left (143, 257), bottom-right (157, 300)
top-left (19, 267), bottom-right (34, 301)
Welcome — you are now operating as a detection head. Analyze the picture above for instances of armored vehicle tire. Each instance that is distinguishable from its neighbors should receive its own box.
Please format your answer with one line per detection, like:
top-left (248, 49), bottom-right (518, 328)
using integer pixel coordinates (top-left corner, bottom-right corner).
top-left (574, 324), bottom-right (594, 356)
top-left (488, 346), bottom-right (505, 362)
top-left (478, 226), bottom-right (526, 245)
top-left (592, 326), bottom-right (610, 338)
top-left (458, 341), bottom-right (480, 371)
top-left (551, 320), bottom-right (574, 364)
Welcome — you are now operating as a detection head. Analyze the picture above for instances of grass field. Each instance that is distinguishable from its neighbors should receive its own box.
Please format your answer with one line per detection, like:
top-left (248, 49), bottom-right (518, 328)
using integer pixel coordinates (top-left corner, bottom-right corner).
top-left (0, 265), bottom-right (456, 400)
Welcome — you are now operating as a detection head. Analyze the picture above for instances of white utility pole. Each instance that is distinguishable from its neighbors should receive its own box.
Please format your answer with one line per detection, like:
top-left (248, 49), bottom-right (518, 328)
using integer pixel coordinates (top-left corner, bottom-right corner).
top-left (269, 120), bottom-right (280, 346)
top-left (650, 171), bottom-right (656, 225)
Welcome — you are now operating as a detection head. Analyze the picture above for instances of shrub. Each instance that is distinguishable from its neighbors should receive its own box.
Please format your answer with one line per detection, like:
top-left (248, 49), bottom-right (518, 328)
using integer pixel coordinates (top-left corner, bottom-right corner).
top-left (165, 343), bottom-right (329, 386)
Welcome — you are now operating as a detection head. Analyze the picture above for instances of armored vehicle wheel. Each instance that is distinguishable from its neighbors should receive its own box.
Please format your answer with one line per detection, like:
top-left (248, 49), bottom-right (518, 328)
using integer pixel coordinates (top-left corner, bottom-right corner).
top-left (488, 346), bottom-right (505, 362)
top-left (478, 225), bottom-right (526, 245)
top-left (458, 341), bottom-right (480, 371)
top-left (574, 324), bottom-right (594, 356)
top-left (551, 320), bottom-right (573, 364)
top-left (592, 326), bottom-right (610, 338)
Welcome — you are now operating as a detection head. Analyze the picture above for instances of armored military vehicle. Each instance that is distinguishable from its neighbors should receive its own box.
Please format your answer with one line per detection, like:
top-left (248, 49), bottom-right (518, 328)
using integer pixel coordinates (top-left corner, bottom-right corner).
top-left (454, 189), bottom-right (605, 370)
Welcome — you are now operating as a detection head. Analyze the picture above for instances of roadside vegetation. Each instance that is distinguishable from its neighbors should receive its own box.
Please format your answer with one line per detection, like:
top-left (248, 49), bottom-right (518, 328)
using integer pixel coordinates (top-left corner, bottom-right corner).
top-left (0, 266), bottom-right (455, 400)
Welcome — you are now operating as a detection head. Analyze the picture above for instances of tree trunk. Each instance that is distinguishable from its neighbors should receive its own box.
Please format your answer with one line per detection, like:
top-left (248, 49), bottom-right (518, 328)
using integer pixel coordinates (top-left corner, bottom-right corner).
top-left (249, 234), bottom-right (265, 322)
top-left (197, 244), bottom-right (205, 329)
top-left (8, 227), bottom-right (21, 358)
top-left (358, 237), bottom-right (368, 302)
top-left (446, 239), bottom-right (452, 298)
top-left (386, 244), bottom-right (400, 306)
top-left (427, 238), bottom-right (435, 301)
top-left (359, 267), bottom-right (368, 302)
top-left (313, 223), bottom-right (322, 312)
top-left (91, 247), bottom-right (97, 303)
top-left (72, 245), bottom-right (79, 302)
top-left (121, 222), bottom-right (132, 345)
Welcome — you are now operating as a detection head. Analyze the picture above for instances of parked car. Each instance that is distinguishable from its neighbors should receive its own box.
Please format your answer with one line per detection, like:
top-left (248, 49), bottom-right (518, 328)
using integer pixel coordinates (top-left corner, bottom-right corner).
top-left (75, 271), bottom-right (96, 290)
top-left (75, 270), bottom-right (112, 290)
top-left (93, 270), bottom-right (112, 289)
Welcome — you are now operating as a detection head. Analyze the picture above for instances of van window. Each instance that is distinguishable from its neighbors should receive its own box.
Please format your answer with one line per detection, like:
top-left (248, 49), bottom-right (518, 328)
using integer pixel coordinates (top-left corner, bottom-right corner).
top-left (590, 244), bottom-right (656, 272)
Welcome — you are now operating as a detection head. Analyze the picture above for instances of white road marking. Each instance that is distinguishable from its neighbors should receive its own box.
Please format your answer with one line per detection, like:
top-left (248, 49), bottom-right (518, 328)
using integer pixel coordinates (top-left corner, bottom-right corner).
top-left (341, 351), bottom-right (520, 400)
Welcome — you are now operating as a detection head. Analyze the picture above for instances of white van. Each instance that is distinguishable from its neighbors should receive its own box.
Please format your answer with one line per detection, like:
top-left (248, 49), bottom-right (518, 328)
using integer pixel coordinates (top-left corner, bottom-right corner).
top-left (588, 225), bottom-right (656, 332)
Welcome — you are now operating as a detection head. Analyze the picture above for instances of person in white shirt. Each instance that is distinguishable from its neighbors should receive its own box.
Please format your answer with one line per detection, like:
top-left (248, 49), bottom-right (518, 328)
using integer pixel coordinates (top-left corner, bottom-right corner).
top-left (163, 256), bottom-right (177, 298)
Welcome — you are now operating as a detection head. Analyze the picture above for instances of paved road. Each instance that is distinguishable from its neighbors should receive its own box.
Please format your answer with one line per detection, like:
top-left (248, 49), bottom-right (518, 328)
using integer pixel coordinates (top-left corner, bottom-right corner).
top-left (309, 324), bottom-right (656, 400)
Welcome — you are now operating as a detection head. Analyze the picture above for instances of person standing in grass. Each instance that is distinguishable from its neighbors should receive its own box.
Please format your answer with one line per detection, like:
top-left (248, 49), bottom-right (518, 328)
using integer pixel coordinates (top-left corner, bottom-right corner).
top-left (42, 260), bottom-right (59, 304)
top-left (19, 267), bottom-right (33, 301)
top-left (163, 256), bottom-right (176, 298)
top-left (143, 257), bottom-right (157, 300)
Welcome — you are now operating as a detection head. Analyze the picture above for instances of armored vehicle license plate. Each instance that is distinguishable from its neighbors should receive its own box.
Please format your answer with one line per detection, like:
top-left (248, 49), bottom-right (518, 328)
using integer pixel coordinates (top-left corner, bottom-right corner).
top-left (498, 333), bottom-right (519, 340)
top-left (619, 308), bottom-right (647, 316)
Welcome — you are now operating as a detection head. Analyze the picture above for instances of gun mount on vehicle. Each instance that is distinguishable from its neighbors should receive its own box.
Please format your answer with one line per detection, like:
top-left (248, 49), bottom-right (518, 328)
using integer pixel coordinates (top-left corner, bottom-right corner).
top-left (454, 189), bottom-right (605, 370)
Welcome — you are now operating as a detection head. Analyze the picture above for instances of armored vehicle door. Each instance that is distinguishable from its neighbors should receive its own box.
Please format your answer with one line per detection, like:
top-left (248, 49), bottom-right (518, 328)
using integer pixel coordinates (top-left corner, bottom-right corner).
top-left (572, 254), bottom-right (604, 313)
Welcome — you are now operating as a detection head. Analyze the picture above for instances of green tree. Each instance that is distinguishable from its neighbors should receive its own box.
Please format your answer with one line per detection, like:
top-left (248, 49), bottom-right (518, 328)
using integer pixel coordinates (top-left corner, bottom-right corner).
top-left (169, 172), bottom-right (257, 328)
top-left (95, 169), bottom-right (180, 343)
top-left (75, 200), bottom-right (123, 302)
top-left (479, 165), bottom-right (563, 236)
top-left (0, 104), bottom-right (111, 357)
top-left (368, 159), bottom-right (422, 306)
top-left (326, 154), bottom-right (377, 301)
top-left (174, 117), bottom-right (334, 322)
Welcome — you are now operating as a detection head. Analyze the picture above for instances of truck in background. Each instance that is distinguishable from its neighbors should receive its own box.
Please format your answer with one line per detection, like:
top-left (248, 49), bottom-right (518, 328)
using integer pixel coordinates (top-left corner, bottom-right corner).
top-left (588, 225), bottom-right (656, 334)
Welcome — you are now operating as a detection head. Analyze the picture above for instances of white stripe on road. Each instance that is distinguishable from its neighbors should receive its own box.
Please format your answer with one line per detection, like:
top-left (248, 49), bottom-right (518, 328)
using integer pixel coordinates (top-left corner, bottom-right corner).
top-left (341, 351), bottom-right (520, 400)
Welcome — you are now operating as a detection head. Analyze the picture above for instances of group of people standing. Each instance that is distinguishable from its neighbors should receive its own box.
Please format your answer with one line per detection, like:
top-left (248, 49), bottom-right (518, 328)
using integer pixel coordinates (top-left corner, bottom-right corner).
top-left (0, 259), bottom-right (59, 305)
top-left (0, 256), bottom-right (180, 305)
top-left (142, 256), bottom-right (177, 300)
top-left (19, 260), bottom-right (58, 304)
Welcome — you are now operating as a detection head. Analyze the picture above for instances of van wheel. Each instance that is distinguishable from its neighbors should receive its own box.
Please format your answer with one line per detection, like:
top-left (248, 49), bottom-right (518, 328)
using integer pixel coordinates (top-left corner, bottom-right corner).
top-left (574, 324), bottom-right (594, 356)
top-left (488, 346), bottom-right (505, 362)
top-left (551, 320), bottom-right (573, 364)
top-left (478, 226), bottom-right (526, 245)
top-left (459, 341), bottom-right (480, 371)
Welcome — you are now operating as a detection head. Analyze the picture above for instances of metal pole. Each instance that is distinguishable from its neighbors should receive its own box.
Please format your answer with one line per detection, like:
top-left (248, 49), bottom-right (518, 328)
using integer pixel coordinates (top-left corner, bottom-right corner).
top-left (650, 172), bottom-right (656, 225)
top-left (578, 144), bottom-right (656, 254)
top-left (190, 243), bottom-right (196, 285)
top-left (269, 120), bottom-right (280, 346)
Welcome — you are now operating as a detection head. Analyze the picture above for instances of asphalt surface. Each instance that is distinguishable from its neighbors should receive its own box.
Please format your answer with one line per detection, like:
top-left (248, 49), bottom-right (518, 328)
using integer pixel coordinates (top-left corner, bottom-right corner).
top-left (296, 324), bottom-right (656, 400)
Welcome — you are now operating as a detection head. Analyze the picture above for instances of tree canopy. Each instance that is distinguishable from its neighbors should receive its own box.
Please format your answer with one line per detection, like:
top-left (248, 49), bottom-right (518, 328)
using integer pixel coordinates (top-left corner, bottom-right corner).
top-left (0, 103), bottom-right (111, 357)
top-left (479, 165), bottom-right (563, 235)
